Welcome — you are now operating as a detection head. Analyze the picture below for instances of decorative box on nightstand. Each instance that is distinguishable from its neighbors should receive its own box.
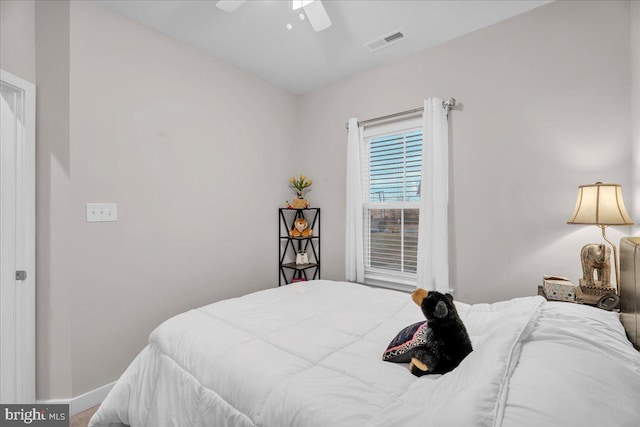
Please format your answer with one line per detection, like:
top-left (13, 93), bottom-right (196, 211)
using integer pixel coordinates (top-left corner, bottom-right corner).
top-left (541, 275), bottom-right (577, 302)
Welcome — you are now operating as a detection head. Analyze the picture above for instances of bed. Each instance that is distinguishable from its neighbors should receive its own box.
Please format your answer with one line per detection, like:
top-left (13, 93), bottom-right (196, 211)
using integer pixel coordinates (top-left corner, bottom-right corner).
top-left (90, 240), bottom-right (640, 427)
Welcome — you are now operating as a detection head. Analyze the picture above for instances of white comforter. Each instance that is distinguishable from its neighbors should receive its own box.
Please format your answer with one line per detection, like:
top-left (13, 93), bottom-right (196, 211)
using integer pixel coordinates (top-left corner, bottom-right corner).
top-left (89, 280), bottom-right (640, 427)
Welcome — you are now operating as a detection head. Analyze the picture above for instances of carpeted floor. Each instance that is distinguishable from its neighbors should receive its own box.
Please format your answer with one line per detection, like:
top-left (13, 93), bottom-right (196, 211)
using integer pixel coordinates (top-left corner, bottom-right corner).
top-left (70, 405), bottom-right (99, 427)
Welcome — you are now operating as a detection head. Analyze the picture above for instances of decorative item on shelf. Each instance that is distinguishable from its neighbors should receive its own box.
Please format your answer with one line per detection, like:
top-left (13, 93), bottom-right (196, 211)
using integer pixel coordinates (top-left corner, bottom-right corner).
top-left (293, 199), bottom-right (310, 209)
top-left (296, 251), bottom-right (309, 265)
top-left (567, 182), bottom-right (634, 296)
top-left (289, 174), bottom-right (312, 209)
top-left (289, 217), bottom-right (313, 238)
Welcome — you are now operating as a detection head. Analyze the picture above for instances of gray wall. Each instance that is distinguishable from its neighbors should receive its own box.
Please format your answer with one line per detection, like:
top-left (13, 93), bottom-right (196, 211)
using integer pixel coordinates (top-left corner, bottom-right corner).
top-left (67, 1), bottom-right (297, 396)
top-left (35, 0), bottom-right (73, 401)
top-left (0, 0), bottom-right (36, 83)
top-left (298, 0), bottom-right (636, 304)
top-left (632, 1), bottom-right (640, 237)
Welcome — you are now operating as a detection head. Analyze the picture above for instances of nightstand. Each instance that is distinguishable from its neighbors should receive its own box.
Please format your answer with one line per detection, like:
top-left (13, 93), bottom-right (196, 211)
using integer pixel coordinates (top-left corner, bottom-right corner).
top-left (537, 285), bottom-right (619, 311)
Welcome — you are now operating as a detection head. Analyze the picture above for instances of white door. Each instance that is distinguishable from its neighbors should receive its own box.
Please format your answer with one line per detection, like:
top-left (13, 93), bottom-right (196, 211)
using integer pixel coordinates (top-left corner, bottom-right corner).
top-left (0, 69), bottom-right (36, 404)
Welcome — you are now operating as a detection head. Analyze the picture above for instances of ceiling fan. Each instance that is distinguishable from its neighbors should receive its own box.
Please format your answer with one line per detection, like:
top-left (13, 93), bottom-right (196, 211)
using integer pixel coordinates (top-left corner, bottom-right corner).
top-left (216, 0), bottom-right (332, 32)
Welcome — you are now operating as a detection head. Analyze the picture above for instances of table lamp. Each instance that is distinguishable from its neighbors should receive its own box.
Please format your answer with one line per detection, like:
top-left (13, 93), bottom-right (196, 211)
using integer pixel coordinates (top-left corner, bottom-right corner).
top-left (567, 182), bottom-right (634, 294)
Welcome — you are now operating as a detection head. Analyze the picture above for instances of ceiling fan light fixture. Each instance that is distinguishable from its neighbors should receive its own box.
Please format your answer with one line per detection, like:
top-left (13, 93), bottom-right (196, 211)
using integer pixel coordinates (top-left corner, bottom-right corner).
top-left (303, 1), bottom-right (331, 32)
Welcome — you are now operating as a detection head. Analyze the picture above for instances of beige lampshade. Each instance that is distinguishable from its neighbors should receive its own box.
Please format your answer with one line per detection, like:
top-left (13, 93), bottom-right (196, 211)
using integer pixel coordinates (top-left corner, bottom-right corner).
top-left (567, 182), bottom-right (634, 226)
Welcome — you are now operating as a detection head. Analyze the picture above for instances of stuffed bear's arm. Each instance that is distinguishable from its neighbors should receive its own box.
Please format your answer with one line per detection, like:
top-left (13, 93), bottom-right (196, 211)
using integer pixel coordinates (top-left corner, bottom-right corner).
top-left (410, 358), bottom-right (428, 372)
top-left (409, 349), bottom-right (437, 377)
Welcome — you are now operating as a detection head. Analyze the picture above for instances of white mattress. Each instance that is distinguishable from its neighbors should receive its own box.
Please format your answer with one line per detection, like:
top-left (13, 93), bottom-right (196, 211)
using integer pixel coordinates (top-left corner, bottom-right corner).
top-left (89, 280), bottom-right (640, 427)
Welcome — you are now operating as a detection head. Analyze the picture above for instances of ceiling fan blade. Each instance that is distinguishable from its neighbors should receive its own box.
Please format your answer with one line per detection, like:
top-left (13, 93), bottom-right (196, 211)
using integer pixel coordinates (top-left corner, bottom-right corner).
top-left (292, 0), bottom-right (314, 11)
top-left (303, 0), bottom-right (332, 32)
top-left (216, 0), bottom-right (246, 13)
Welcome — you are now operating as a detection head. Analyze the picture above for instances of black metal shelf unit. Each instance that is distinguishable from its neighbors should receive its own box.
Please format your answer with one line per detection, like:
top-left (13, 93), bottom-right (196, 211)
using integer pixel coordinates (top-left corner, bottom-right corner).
top-left (278, 208), bottom-right (320, 286)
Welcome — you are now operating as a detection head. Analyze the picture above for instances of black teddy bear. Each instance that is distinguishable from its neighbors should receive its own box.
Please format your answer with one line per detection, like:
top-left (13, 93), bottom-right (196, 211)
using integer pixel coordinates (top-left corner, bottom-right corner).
top-left (383, 289), bottom-right (473, 377)
top-left (408, 289), bottom-right (473, 376)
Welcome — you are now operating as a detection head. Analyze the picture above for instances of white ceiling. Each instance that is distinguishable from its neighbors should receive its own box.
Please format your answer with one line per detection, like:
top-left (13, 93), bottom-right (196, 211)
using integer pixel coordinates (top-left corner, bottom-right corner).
top-left (95, 0), bottom-right (552, 94)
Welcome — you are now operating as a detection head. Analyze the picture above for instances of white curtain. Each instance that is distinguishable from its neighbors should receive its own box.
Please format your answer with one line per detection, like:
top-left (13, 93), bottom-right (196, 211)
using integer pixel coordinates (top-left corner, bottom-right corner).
top-left (416, 98), bottom-right (451, 292)
top-left (345, 118), bottom-right (365, 282)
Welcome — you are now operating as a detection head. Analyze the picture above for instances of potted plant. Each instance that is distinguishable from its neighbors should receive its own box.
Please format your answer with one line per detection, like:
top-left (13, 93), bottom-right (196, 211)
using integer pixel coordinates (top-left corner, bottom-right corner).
top-left (289, 175), bottom-right (312, 209)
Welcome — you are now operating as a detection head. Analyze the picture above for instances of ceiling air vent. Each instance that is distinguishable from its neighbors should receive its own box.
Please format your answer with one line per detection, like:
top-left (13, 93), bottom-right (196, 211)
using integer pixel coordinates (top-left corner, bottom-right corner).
top-left (364, 29), bottom-right (406, 52)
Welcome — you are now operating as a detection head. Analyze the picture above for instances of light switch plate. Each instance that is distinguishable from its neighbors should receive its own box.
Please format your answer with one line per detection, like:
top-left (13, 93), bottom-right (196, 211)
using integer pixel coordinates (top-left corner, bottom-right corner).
top-left (86, 203), bottom-right (118, 222)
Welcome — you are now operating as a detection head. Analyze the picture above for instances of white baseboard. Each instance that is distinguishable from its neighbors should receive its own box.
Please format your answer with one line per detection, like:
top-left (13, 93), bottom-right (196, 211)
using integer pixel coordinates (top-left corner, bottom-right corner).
top-left (37, 381), bottom-right (115, 416)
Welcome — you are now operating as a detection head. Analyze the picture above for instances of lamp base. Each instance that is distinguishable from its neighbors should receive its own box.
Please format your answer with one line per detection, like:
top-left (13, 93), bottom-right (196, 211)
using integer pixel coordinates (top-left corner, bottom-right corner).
top-left (578, 278), bottom-right (616, 289)
top-left (576, 279), bottom-right (616, 305)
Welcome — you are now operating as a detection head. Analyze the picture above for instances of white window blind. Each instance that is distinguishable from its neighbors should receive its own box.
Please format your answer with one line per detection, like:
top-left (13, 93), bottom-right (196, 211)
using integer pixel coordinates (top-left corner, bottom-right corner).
top-left (362, 119), bottom-right (422, 290)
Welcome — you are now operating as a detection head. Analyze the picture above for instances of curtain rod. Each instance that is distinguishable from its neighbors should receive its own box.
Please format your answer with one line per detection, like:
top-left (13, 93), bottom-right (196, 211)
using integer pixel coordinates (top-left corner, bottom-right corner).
top-left (345, 98), bottom-right (456, 129)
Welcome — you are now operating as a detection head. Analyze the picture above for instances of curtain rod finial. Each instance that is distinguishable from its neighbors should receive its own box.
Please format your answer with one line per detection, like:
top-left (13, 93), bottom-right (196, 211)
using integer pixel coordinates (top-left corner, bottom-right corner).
top-left (442, 98), bottom-right (456, 109)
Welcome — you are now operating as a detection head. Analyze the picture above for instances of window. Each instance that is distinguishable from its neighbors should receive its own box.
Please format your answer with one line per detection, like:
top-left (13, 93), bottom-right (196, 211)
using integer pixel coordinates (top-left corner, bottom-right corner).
top-left (362, 118), bottom-right (422, 289)
top-left (347, 100), bottom-right (450, 292)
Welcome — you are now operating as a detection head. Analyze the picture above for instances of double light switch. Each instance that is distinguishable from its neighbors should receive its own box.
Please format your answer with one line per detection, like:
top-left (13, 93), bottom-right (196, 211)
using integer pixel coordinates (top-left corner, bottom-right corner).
top-left (86, 203), bottom-right (118, 222)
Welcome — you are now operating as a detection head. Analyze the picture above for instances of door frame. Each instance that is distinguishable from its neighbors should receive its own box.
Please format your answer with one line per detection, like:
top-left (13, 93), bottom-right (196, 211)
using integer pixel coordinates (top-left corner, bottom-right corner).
top-left (0, 69), bottom-right (36, 403)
